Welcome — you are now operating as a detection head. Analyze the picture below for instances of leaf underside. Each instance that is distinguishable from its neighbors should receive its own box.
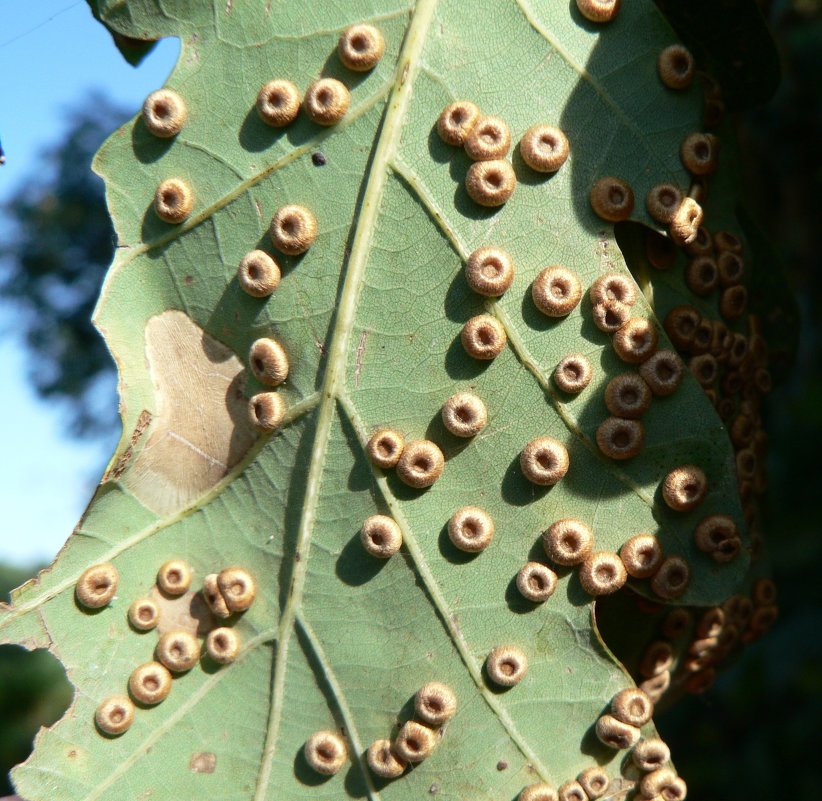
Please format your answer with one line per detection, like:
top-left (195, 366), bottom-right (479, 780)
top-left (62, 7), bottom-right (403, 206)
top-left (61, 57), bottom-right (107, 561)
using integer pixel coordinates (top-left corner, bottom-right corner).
top-left (2, 1), bottom-right (770, 799)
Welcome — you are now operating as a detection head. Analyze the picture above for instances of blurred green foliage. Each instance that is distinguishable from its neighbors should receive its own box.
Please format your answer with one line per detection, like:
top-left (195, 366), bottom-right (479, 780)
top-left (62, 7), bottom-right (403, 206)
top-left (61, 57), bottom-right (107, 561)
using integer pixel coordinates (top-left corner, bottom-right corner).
top-left (0, 566), bottom-right (72, 797)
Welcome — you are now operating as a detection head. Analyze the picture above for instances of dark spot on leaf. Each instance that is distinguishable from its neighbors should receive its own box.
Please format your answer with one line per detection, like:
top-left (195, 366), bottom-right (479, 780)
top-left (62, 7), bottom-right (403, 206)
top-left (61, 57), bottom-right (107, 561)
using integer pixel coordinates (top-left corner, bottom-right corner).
top-left (312, 151), bottom-right (327, 166)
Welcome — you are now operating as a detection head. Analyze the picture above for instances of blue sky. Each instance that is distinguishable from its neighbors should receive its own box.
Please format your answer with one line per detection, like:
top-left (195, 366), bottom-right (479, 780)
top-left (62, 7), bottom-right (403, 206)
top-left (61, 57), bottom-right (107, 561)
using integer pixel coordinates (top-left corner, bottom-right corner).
top-left (0, 3), bottom-right (179, 568)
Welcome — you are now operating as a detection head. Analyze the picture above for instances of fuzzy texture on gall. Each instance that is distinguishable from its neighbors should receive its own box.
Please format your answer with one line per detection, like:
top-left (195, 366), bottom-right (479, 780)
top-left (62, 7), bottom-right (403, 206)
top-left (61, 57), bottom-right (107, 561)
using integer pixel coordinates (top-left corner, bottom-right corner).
top-left (461, 314), bottom-right (507, 359)
top-left (613, 318), bottom-right (658, 364)
top-left (663, 465), bottom-right (707, 511)
top-left (577, 767), bottom-right (610, 798)
top-left (657, 44), bottom-right (694, 89)
top-left (205, 627), bottom-right (241, 664)
top-left (465, 246), bottom-right (514, 296)
top-left (128, 598), bottom-right (160, 631)
top-left (338, 24), bottom-right (385, 71)
top-left (543, 519), bottom-right (594, 566)
top-left (520, 125), bottom-right (570, 172)
top-left (76, 563), bottom-right (118, 609)
top-left (681, 133), bottom-right (719, 175)
top-left (590, 177), bottom-right (634, 221)
top-left (464, 115), bottom-right (511, 160)
top-left (415, 681), bottom-right (457, 725)
top-left (156, 559), bottom-right (192, 596)
top-left (557, 780), bottom-right (586, 801)
top-left (202, 573), bottom-right (230, 618)
top-left (685, 256), bottom-right (719, 296)
top-left (143, 89), bottom-right (187, 137)
top-left (396, 440), bottom-right (445, 488)
top-left (437, 101), bottom-right (481, 146)
top-left (270, 204), bottom-right (317, 255)
top-left (611, 687), bottom-right (653, 727)
top-left (651, 556), bottom-right (690, 598)
top-left (393, 721), bottom-right (437, 763)
top-left (632, 737), bottom-right (671, 772)
top-left (248, 392), bottom-right (285, 432)
top-left (516, 562), bottom-right (558, 602)
top-left (448, 506), bottom-right (494, 552)
top-left (304, 730), bottom-right (347, 775)
top-left (441, 391), bottom-right (488, 437)
top-left (465, 159), bottom-right (516, 206)
top-left (554, 354), bottom-right (593, 393)
top-left (366, 739), bottom-right (406, 778)
top-left (367, 428), bottom-right (404, 469)
top-left (669, 197), bottom-right (703, 246)
top-left (590, 273), bottom-right (637, 307)
top-left (646, 183), bottom-right (683, 224)
top-left (604, 374), bottom-right (652, 419)
top-left (518, 783), bottom-right (559, 801)
top-left (576, 0), bottom-right (621, 23)
top-left (532, 266), bottom-right (582, 317)
top-left (520, 436), bottom-right (570, 485)
top-left (592, 299), bottom-right (631, 333)
top-left (154, 178), bottom-right (193, 223)
top-left (249, 337), bottom-right (289, 387)
top-left (639, 640), bottom-right (674, 678)
top-left (256, 80), bottom-right (301, 127)
top-left (95, 695), bottom-right (135, 736)
top-left (639, 350), bottom-right (684, 396)
top-left (128, 661), bottom-right (173, 705)
top-left (217, 566), bottom-right (257, 612)
top-left (640, 768), bottom-right (687, 801)
top-left (620, 534), bottom-right (663, 579)
top-left (486, 645), bottom-right (528, 687)
top-left (304, 78), bottom-right (350, 125)
top-left (156, 630), bottom-right (201, 672)
top-left (579, 551), bottom-right (627, 596)
top-left (596, 417), bottom-right (645, 460)
top-left (360, 514), bottom-right (403, 558)
top-left (238, 250), bottom-right (281, 297)
top-left (595, 714), bottom-right (640, 749)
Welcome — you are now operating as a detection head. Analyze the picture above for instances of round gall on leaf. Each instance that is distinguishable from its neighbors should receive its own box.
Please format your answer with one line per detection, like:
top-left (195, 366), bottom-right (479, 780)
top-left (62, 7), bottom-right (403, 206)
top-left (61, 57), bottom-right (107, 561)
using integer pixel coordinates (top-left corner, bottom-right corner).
top-left (516, 562), bottom-right (558, 602)
top-left (613, 318), bottom-right (658, 364)
top-left (590, 177), bottom-right (634, 221)
top-left (367, 428), bottom-right (404, 469)
top-left (415, 681), bottom-right (457, 726)
top-left (651, 556), bottom-right (690, 599)
top-left (590, 273), bottom-right (637, 307)
top-left (578, 551), bottom-right (627, 596)
top-left (595, 714), bottom-right (640, 749)
top-left (143, 89), bottom-right (187, 137)
top-left (465, 245), bottom-right (514, 296)
top-left (238, 250), bottom-right (281, 297)
top-left (670, 196), bottom-right (704, 246)
top-left (436, 100), bottom-right (481, 146)
top-left (543, 519), bottom-right (593, 566)
top-left (448, 506), bottom-right (494, 553)
top-left (304, 78), bottom-right (350, 125)
top-left (646, 183), bottom-right (683, 225)
top-left (554, 354), bottom-right (593, 393)
top-left (128, 597), bottom-right (160, 631)
top-left (154, 178), bottom-right (193, 223)
top-left (270, 204), bottom-right (317, 255)
top-left (304, 730), bottom-right (347, 775)
top-left (532, 266), bottom-right (582, 317)
top-left (592, 299), bottom-right (631, 333)
top-left (632, 737), bottom-right (671, 772)
top-left (360, 514), bottom-right (403, 558)
top-left (206, 626), bottom-right (241, 665)
top-left (663, 465), bottom-right (707, 511)
top-left (461, 314), bottom-right (507, 360)
top-left (217, 566), bottom-right (256, 613)
top-left (604, 374), bottom-right (652, 419)
top-left (128, 661), bottom-right (172, 705)
top-left (465, 159), bottom-right (516, 206)
top-left (611, 687), bottom-right (653, 727)
top-left (620, 534), bottom-right (663, 579)
top-left (95, 695), bottom-right (135, 736)
top-left (156, 559), bottom-right (192, 596)
top-left (248, 392), bottom-right (285, 432)
top-left (396, 439), bottom-right (444, 488)
top-left (202, 573), bottom-right (230, 618)
top-left (640, 350), bottom-right (684, 396)
top-left (557, 780), bottom-right (586, 801)
top-left (338, 24), bottom-right (385, 72)
top-left (394, 721), bottom-right (437, 763)
top-left (256, 80), bottom-right (301, 127)
top-left (578, 766), bottom-right (610, 799)
top-left (520, 436), bottom-right (570, 485)
top-left (576, 0), bottom-right (621, 23)
top-left (441, 391), bottom-right (488, 437)
top-left (596, 417), bottom-right (645, 460)
top-left (76, 563), bottom-right (118, 609)
top-left (486, 645), bottom-right (528, 687)
top-left (367, 739), bottom-right (406, 778)
top-left (520, 125), bottom-right (569, 173)
top-left (156, 630), bottom-right (201, 672)
top-left (249, 337), bottom-right (289, 387)
top-left (519, 783), bottom-right (559, 801)
top-left (658, 44), bottom-right (695, 89)
top-left (464, 115), bottom-right (511, 160)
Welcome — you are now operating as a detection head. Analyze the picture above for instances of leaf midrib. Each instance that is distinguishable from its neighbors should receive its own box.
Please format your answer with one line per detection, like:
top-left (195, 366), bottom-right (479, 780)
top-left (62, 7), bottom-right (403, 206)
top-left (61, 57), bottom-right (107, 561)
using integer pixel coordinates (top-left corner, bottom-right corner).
top-left (252, 3), bottom-right (440, 798)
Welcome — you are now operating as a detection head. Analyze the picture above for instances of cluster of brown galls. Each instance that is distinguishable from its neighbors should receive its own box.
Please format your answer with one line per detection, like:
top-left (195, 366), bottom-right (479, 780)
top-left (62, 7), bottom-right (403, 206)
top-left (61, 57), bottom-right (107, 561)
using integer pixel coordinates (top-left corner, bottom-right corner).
top-left (141, 24), bottom-right (388, 434)
top-left (75, 560), bottom-right (256, 735)
top-left (103, 2), bottom-right (773, 796)
top-left (304, 681), bottom-right (457, 778)
top-left (634, 575), bottom-right (778, 699)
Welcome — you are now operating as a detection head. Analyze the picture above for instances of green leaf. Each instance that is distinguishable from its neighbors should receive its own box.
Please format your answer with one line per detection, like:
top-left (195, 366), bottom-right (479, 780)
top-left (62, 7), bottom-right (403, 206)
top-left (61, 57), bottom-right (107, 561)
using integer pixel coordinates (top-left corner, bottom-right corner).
top-left (2, 2), bottom-right (763, 799)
